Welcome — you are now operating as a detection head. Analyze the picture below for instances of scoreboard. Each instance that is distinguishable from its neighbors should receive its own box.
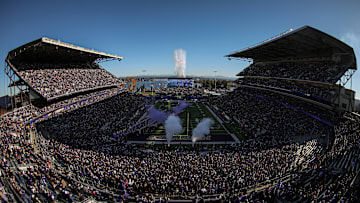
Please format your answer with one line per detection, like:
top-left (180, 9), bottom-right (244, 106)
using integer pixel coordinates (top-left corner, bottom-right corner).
top-left (167, 78), bottom-right (194, 87)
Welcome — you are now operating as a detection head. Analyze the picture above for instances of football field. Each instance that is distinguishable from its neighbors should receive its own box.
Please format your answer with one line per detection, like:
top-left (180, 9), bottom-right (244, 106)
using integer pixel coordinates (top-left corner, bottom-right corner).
top-left (144, 100), bottom-right (233, 143)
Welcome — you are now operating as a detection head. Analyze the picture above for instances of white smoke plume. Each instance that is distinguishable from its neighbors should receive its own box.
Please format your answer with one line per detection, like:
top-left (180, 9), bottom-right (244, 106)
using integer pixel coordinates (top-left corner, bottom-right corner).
top-left (164, 115), bottom-right (183, 145)
top-left (174, 49), bottom-right (186, 78)
top-left (192, 118), bottom-right (214, 146)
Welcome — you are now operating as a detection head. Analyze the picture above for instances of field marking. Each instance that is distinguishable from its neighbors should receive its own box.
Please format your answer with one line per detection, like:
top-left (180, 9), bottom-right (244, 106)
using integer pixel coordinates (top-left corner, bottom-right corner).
top-left (174, 111), bottom-right (190, 140)
top-left (204, 104), bottom-right (240, 143)
top-left (143, 101), bottom-right (235, 143)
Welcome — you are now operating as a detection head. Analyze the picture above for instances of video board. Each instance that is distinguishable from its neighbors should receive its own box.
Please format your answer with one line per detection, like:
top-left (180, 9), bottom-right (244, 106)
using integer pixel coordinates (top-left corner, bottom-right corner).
top-left (167, 78), bottom-right (194, 87)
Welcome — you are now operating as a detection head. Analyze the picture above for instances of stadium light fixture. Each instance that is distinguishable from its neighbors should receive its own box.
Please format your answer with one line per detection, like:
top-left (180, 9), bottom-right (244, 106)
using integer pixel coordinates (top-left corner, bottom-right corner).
top-left (214, 70), bottom-right (217, 90)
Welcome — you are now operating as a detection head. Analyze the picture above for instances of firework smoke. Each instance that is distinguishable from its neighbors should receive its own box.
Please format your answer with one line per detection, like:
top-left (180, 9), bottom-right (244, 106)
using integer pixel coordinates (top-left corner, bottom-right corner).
top-left (174, 49), bottom-right (186, 78)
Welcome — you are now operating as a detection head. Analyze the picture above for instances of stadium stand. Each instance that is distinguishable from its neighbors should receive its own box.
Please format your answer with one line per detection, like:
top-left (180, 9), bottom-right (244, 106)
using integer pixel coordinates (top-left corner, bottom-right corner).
top-left (37, 92), bottom-right (145, 149)
top-left (155, 87), bottom-right (205, 97)
top-left (237, 61), bottom-right (348, 84)
top-left (5, 37), bottom-right (125, 101)
top-left (240, 112), bottom-right (360, 202)
top-left (228, 26), bottom-right (357, 112)
top-left (207, 88), bottom-right (332, 145)
top-left (17, 65), bottom-right (123, 99)
top-left (0, 26), bottom-right (359, 202)
top-left (236, 76), bottom-right (337, 102)
top-left (0, 88), bottom-right (129, 202)
top-left (2, 99), bottom-right (358, 202)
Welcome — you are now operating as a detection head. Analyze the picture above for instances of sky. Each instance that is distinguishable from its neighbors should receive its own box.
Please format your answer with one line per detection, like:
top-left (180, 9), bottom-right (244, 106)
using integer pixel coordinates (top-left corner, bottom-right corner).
top-left (0, 0), bottom-right (360, 97)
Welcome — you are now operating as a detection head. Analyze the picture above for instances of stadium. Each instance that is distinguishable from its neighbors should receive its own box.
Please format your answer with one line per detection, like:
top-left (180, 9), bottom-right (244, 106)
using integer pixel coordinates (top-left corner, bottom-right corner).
top-left (1, 25), bottom-right (359, 203)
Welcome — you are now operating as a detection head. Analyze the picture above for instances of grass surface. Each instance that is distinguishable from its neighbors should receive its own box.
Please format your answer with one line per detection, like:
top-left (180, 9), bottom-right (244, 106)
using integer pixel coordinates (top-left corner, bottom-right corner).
top-left (149, 101), bottom-right (228, 138)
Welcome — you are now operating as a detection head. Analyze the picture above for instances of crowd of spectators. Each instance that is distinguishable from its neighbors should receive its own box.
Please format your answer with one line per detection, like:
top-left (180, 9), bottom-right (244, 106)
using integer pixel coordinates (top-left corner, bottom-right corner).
top-left (243, 112), bottom-right (360, 202)
top-left (38, 92), bottom-right (146, 150)
top-left (154, 87), bottom-right (205, 97)
top-left (207, 88), bottom-right (331, 149)
top-left (17, 63), bottom-right (124, 99)
top-left (237, 77), bottom-right (337, 101)
top-left (36, 139), bottom-right (324, 202)
top-left (0, 88), bottom-right (130, 202)
top-left (8, 88), bottom-right (331, 201)
top-left (238, 86), bottom-right (336, 123)
top-left (238, 61), bottom-right (347, 84)
top-left (0, 84), bottom-right (359, 202)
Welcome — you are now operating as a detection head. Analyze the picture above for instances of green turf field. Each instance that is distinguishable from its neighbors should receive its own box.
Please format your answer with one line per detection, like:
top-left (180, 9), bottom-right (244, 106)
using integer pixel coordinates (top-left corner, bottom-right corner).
top-left (149, 100), bottom-right (229, 141)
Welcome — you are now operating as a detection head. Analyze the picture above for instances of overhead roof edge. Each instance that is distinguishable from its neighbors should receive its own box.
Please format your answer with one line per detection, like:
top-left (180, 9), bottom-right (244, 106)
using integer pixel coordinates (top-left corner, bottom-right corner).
top-left (6, 37), bottom-right (123, 61)
top-left (225, 26), bottom-right (301, 58)
top-left (225, 26), bottom-right (356, 68)
top-left (41, 37), bottom-right (123, 60)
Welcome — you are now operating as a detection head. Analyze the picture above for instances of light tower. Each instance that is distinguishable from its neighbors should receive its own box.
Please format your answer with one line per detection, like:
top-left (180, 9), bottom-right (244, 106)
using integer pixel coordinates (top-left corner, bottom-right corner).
top-left (174, 49), bottom-right (186, 78)
top-left (214, 70), bottom-right (217, 90)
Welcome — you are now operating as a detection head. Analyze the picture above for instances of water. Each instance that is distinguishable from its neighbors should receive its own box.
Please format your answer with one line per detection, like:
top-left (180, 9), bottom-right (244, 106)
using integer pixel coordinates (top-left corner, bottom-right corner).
top-left (124, 79), bottom-right (195, 91)
top-left (125, 80), bottom-right (168, 91)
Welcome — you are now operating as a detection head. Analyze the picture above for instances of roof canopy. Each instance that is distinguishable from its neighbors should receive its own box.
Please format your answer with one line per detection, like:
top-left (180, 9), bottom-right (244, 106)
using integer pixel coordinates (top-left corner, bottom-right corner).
top-left (6, 37), bottom-right (123, 65)
top-left (227, 26), bottom-right (356, 69)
